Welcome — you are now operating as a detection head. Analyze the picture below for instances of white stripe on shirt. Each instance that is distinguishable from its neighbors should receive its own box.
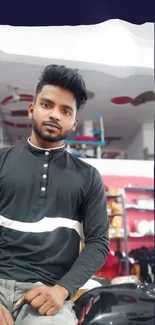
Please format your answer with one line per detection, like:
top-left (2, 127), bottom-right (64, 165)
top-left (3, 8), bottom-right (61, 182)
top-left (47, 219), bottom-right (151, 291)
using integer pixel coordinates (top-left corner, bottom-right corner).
top-left (0, 215), bottom-right (82, 236)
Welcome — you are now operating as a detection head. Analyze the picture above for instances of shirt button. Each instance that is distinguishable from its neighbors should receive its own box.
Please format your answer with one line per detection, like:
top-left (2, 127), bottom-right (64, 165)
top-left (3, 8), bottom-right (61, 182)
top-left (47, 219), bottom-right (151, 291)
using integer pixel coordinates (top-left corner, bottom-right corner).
top-left (44, 164), bottom-right (48, 167)
top-left (45, 151), bottom-right (49, 156)
top-left (41, 187), bottom-right (46, 191)
top-left (43, 174), bottom-right (47, 179)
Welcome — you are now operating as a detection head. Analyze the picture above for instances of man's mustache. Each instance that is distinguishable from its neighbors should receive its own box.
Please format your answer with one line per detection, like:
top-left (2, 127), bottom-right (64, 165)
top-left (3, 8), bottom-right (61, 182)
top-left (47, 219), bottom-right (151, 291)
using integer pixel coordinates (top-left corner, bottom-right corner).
top-left (43, 120), bottom-right (61, 130)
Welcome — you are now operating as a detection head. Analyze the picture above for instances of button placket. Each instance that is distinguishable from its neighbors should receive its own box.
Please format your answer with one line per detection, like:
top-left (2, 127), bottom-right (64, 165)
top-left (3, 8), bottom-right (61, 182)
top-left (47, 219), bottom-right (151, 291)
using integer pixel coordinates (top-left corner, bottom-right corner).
top-left (39, 151), bottom-right (50, 198)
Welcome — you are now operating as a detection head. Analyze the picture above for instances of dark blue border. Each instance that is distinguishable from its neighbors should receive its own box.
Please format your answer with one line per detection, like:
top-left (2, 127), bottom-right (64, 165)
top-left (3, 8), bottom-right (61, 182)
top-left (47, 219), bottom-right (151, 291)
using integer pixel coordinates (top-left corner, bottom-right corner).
top-left (0, 0), bottom-right (154, 26)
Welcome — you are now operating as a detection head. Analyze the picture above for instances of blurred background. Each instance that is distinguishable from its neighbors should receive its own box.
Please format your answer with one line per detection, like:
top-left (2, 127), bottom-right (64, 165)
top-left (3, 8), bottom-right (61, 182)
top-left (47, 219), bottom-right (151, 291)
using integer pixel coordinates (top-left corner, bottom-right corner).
top-left (0, 19), bottom-right (154, 284)
top-left (0, 20), bottom-right (154, 160)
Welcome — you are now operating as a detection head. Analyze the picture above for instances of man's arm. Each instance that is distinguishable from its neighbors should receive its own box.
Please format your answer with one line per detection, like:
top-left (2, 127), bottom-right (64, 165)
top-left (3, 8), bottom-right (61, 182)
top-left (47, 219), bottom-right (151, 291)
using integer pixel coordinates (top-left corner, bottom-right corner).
top-left (58, 167), bottom-right (109, 299)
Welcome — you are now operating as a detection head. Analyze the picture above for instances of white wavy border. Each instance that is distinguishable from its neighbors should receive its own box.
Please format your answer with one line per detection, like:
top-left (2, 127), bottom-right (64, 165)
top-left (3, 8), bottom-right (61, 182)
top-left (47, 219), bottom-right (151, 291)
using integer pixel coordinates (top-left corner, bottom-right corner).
top-left (0, 20), bottom-right (153, 69)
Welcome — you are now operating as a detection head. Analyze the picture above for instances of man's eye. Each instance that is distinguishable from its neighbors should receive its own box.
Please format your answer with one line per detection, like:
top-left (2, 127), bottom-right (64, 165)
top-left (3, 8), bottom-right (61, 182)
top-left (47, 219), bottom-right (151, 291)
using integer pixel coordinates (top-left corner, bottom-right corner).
top-left (63, 109), bottom-right (70, 115)
top-left (41, 103), bottom-right (50, 108)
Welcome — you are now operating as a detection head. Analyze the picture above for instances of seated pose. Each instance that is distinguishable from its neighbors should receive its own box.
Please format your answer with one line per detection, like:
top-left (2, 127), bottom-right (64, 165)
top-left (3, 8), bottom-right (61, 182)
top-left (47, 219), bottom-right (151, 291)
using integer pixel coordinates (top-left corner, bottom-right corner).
top-left (0, 64), bottom-right (109, 325)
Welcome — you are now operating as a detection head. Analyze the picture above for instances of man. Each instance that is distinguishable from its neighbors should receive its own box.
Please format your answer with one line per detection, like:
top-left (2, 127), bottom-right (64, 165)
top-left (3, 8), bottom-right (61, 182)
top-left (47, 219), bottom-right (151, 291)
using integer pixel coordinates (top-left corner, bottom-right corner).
top-left (0, 64), bottom-right (109, 325)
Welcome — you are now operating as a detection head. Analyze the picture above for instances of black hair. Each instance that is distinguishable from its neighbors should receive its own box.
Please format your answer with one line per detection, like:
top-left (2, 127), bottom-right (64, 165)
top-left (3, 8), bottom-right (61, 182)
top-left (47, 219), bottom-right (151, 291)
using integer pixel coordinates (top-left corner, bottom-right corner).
top-left (35, 64), bottom-right (88, 110)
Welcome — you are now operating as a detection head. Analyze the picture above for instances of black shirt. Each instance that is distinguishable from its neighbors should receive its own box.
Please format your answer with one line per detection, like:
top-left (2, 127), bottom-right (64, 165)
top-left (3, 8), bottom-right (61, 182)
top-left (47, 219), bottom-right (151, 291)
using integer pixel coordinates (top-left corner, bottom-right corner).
top-left (0, 140), bottom-right (109, 298)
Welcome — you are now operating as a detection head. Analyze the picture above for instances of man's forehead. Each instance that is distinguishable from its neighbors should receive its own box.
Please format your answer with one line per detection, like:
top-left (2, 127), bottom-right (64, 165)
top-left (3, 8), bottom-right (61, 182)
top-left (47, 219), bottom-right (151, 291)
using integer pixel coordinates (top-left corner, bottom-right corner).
top-left (37, 85), bottom-right (77, 106)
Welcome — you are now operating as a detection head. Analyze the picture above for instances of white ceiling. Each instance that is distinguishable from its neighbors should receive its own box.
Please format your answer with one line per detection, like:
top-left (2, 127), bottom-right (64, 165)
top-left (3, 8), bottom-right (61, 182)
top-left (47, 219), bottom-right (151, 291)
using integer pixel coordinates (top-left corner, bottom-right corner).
top-left (0, 58), bottom-right (154, 150)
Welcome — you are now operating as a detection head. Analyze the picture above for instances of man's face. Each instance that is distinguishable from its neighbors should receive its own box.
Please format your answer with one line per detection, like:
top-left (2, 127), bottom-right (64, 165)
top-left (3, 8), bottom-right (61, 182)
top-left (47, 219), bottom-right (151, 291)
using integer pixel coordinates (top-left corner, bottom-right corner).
top-left (28, 85), bottom-right (78, 143)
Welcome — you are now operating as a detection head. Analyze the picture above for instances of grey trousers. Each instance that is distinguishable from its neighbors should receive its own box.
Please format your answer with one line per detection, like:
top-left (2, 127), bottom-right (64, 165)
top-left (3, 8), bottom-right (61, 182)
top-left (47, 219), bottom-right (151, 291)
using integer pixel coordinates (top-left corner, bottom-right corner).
top-left (0, 279), bottom-right (77, 324)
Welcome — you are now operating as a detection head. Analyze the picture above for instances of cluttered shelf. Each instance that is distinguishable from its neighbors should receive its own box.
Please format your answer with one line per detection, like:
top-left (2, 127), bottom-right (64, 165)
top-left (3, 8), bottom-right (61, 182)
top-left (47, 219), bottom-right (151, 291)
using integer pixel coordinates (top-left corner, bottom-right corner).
top-left (126, 204), bottom-right (153, 211)
top-left (110, 233), bottom-right (154, 239)
top-left (107, 205), bottom-right (153, 214)
top-left (104, 185), bottom-right (154, 274)
top-left (106, 186), bottom-right (154, 238)
top-left (95, 246), bottom-right (155, 284)
top-left (64, 139), bottom-right (106, 146)
top-left (124, 186), bottom-right (154, 192)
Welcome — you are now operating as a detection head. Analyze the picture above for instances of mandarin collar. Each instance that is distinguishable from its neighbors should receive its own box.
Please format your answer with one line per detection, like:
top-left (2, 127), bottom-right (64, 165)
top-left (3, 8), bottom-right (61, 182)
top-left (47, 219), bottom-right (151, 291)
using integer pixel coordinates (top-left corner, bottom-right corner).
top-left (27, 138), bottom-right (66, 156)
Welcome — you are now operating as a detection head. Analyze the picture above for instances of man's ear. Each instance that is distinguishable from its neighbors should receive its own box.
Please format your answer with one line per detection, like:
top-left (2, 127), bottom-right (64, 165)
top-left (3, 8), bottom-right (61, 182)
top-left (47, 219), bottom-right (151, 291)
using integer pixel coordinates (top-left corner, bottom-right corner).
top-left (72, 118), bottom-right (79, 131)
top-left (28, 103), bottom-right (34, 120)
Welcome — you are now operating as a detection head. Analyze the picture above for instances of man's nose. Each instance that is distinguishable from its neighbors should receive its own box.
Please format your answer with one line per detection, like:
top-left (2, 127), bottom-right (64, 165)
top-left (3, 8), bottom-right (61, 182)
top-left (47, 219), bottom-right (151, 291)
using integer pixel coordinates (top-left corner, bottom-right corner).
top-left (49, 107), bottom-right (61, 121)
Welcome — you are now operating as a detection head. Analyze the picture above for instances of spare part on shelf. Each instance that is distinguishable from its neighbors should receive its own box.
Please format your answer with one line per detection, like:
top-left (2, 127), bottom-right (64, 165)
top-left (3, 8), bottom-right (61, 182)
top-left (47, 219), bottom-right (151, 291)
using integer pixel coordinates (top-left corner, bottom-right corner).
top-left (111, 199), bottom-right (123, 215)
top-left (111, 215), bottom-right (122, 228)
top-left (136, 220), bottom-right (150, 236)
top-left (149, 220), bottom-right (154, 235)
top-left (137, 196), bottom-right (154, 210)
top-left (107, 188), bottom-right (121, 196)
top-left (133, 219), bottom-right (154, 236)
top-left (106, 190), bottom-right (129, 274)
top-left (109, 226), bottom-right (125, 238)
top-left (110, 216), bottom-right (123, 238)
top-left (107, 202), bottom-right (112, 215)
top-left (109, 227), bottom-right (116, 238)
top-left (129, 247), bottom-right (155, 283)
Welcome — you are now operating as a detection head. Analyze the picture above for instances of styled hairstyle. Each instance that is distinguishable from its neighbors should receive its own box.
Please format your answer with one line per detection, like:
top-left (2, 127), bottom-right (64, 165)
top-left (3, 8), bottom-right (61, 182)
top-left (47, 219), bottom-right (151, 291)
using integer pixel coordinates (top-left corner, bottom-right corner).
top-left (35, 64), bottom-right (88, 110)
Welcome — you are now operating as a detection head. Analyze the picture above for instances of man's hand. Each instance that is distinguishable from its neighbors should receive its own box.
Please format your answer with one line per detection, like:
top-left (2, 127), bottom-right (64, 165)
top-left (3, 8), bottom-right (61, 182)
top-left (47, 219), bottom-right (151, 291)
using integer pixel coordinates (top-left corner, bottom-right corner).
top-left (16, 284), bottom-right (69, 316)
top-left (0, 304), bottom-right (14, 325)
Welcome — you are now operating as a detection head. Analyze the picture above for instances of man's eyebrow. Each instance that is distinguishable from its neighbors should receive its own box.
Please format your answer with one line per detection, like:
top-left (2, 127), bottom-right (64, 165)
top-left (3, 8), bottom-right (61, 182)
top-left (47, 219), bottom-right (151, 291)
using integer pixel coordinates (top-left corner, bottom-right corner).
top-left (40, 97), bottom-right (53, 103)
top-left (40, 97), bottom-right (73, 110)
top-left (62, 105), bottom-right (73, 111)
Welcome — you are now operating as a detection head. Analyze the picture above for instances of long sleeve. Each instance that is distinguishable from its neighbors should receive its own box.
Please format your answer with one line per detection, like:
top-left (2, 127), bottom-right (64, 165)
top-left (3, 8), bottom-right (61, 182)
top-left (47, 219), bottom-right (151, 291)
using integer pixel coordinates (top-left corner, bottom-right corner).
top-left (58, 167), bottom-right (110, 298)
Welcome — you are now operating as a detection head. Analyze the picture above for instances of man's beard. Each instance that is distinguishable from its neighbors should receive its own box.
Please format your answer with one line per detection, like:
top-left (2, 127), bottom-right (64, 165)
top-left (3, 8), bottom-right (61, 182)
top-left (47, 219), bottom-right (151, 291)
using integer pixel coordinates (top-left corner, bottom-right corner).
top-left (32, 120), bottom-right (72, 143)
